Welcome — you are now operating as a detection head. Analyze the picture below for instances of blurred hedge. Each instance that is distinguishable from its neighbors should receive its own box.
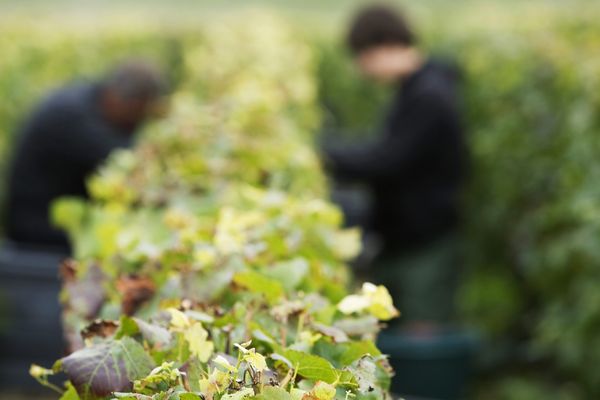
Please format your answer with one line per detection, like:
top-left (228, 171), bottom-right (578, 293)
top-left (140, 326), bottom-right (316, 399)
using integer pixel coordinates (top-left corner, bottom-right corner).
top-left (315, 7), bottom-right (600, 400)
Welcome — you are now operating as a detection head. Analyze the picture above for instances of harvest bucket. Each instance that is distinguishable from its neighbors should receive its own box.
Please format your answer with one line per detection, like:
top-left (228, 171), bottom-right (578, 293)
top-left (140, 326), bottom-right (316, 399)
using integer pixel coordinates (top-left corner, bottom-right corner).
top-left (0, 241), bottom-right (66, 388)
top-left (378, 329), bottom-right (480, 400)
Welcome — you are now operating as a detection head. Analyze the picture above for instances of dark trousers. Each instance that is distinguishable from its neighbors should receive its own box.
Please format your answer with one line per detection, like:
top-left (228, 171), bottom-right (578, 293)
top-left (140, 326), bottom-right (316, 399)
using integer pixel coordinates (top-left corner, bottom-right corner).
top-left (371, 233), bottom-right (462, 325)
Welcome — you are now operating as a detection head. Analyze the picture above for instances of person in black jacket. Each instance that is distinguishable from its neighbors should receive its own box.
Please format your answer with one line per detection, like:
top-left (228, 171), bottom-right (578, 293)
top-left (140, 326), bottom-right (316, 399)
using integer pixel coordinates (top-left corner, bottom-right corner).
top-left (5, 60), bottom-right (167, 253)
top-left (324, 5), bottom-right (468, 328)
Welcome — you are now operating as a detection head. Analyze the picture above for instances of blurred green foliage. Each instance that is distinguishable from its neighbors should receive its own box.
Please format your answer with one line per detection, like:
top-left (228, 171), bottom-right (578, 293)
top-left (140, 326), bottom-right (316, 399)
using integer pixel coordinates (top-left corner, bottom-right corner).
top-left (1, 1), bottom-right (600, 398)
top-left (314, 6), bottom-right (600, 400)
top-left (316, 42), bottom-right (392, 137)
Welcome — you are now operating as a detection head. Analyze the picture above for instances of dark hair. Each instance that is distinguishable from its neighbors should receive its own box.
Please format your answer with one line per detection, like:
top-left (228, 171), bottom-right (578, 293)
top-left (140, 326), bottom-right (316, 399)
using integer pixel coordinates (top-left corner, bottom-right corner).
top-left (103, 59), bottom-right (168, 101)
top-left (347, 5), bottom-right (416, 54)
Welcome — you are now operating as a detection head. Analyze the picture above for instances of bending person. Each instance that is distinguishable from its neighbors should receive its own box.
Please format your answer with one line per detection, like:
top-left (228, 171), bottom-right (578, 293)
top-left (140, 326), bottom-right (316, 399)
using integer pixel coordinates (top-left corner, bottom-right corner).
top-left (5, 60), bottom-right (168, 253)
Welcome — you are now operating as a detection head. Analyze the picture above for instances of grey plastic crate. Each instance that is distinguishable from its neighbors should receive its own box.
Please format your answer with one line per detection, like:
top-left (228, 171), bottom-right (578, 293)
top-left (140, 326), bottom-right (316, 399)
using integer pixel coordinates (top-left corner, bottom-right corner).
top-left (0, 241), bottom-right (66, 389)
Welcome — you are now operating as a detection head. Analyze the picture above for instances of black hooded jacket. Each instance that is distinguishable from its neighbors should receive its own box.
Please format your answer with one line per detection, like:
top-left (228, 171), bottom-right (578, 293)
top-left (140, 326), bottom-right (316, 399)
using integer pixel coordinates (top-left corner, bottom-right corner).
top-left (326, 60), bottom-right (468, 251)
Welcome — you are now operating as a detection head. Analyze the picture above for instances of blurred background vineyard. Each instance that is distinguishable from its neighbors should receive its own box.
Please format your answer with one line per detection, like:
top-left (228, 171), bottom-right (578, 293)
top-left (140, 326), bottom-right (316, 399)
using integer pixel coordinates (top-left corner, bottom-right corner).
top-left (2, 0), bottom-right (600, 399)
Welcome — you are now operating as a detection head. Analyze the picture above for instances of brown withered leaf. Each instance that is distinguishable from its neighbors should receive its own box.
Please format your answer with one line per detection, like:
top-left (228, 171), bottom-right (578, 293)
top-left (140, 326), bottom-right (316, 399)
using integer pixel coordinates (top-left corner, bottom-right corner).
top-left (59, 259), bottom-right (77, 282)
top-left (81, 319), bottom-right (119, 341)
top-left (117, 275), bottom-right (156, 315)
top-left (61, 262), bottom-right (107, 319)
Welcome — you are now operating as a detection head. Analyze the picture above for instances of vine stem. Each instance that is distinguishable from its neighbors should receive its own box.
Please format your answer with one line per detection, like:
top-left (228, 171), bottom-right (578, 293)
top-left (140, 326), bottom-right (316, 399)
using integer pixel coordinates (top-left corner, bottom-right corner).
top-left (289, 364), bottom-right (299, 391)
top-left (37, 379), bottom-right (63, 395)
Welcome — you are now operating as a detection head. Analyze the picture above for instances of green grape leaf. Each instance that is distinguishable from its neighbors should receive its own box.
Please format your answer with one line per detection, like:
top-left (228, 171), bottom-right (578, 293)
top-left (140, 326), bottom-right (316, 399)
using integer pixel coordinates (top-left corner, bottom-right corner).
top-left (251, 328), bottom-right (281, 354)
top-left (346, 356), bottom-right (380, 395)
top-left (254, 386), bottom-right (293, 400)
top-left (333, 316), bottom-right (380, 337)
top-left (312, 323), bottom-right (349, 344)
top-left (134, 318), bottom-right (172, 347)
top-left (60, 337), bottom-right (155, 398)
top-left (262, 258), bottom-right (309, 292)
top-left (59, 383), bottom-right (81, 400)
top-left (115, 316), bottom-right (172, 349)
top-left (233, 270), bottom-right (284, 304)
top-left (336, 370), bottom-right (357, 388)
top-left (183, 359), bottom-right (205, 393)
top-left (270, 353), bottom-right (293, 369)
top-left (339, 341), bottom-right (381, 366)
top-left (51, 197), bottom-right (87, 234)
top-left (112, 394), bottom-right (152, 400)
top-left (179, 393), bottom-right (203, 400)
top-left (283, 350), bottom-right (339, 384)
top-left (221, 387), bottom-right (254, 400)
top-left (114, 393), bottom-right (153, 400)
top-left (115, 316), bottom-right (139, 338)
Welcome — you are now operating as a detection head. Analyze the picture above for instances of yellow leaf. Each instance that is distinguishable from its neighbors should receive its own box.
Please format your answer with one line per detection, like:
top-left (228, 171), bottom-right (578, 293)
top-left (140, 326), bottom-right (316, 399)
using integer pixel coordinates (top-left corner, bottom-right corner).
top-left (337, 294), bottom-right (370, 315)
top-left (167, 308), bottom-right (190, 328)
top-left (194, 247), bottom-right (217, 268)
top-left (29, 364), bottom-right (53, 379)
top-left (312, 381), bottom-right (336, 400)
top-left (243, 349), bottom-right (267, 372)
top-left (185, 322), bottom-right (214, 363)
top-left (332, 228), bottom-right (362, 260)
top-left (213, 355), bottom-right (237, 373)
top-left (363, 283), bottom-right (399, 321)
top-left (336, 283), bottom-right (399, 321)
